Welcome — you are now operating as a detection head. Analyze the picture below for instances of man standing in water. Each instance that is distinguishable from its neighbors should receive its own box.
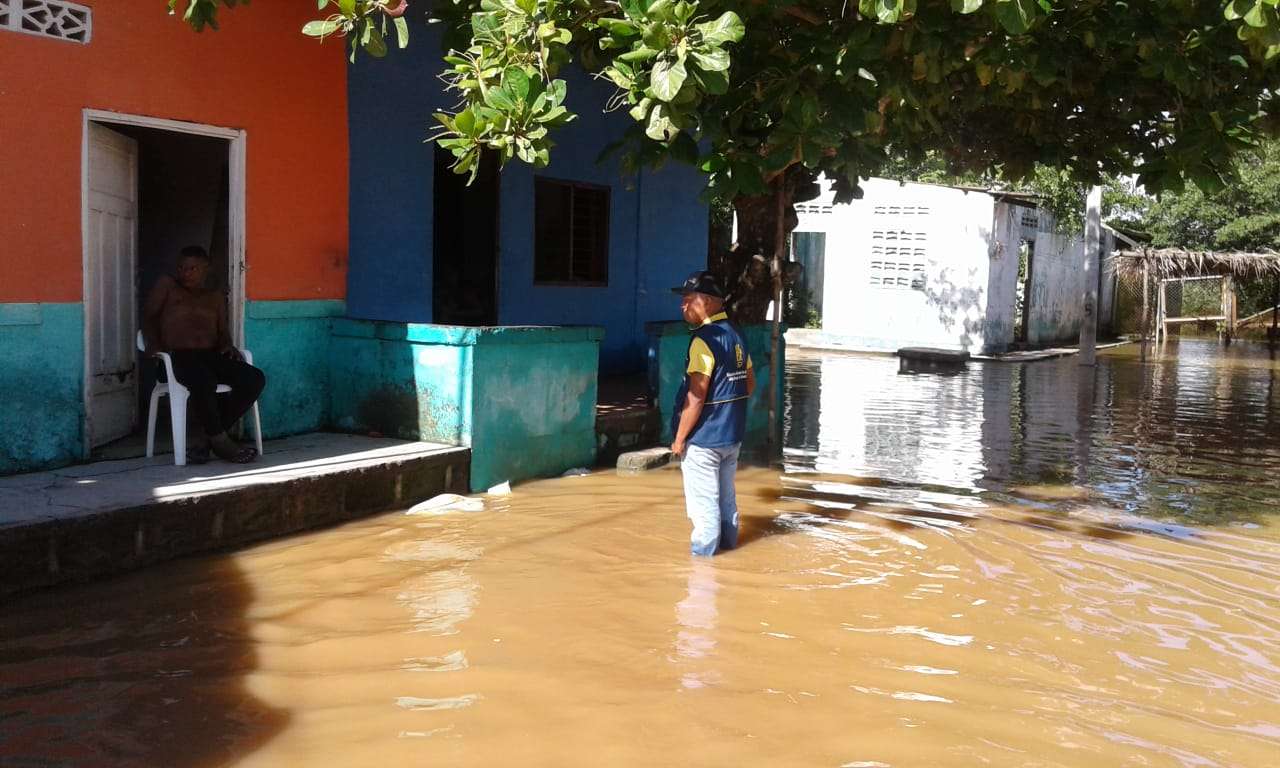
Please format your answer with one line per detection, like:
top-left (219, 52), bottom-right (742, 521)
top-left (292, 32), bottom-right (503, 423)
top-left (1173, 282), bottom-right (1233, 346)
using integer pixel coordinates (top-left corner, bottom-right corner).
top-left (670, 271), bottom-right (755, 556)
top-left (142, 246), bottom-right (265, 464)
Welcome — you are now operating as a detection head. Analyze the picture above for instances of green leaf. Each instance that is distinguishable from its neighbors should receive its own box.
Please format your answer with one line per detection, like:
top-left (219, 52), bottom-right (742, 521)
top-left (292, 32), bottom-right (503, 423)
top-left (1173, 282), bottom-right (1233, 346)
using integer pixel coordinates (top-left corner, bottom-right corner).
top-left (695, 12), bottom-right (745, 46)
top-left (394, 17), bottom-right (409, 49)
top-left (950, 0), bottom-right (983, 13)
top-left (547, 80), bottom-right (567, 107)
top-left (502, 66), bottom-right (531, 101)
top-left (650, 58), bottom-right (688, 101)
top-left (691, 48), bottom-right (730, 72)
top-left (363, 24), bottom-right (388, 57)
top-left (484, 85), bottom-right (516, 111)
top-left (646, 103), bottom-right (678, 140)
top-left (619, 46), bottom-right (660, 63)
top-left (860, 0), bottom-right (911, 24)
top-left (302, 19), bottom-right (341, 37)
top-left (994, 0), bottom-right (1038, 35)
top-left (597, 17), bottom-right (640, 36)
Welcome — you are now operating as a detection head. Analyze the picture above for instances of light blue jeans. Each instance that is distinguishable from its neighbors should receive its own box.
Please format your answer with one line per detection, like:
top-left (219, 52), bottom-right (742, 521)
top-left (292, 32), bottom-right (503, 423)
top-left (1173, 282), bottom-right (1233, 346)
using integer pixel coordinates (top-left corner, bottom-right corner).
top-left (681, 443), bottom-right (741, 556)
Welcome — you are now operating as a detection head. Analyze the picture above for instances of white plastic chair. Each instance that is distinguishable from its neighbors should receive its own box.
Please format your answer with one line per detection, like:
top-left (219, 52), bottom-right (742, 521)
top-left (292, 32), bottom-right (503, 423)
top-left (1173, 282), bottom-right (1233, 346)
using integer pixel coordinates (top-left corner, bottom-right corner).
top-left (137, 330), bottom-right (264, 466)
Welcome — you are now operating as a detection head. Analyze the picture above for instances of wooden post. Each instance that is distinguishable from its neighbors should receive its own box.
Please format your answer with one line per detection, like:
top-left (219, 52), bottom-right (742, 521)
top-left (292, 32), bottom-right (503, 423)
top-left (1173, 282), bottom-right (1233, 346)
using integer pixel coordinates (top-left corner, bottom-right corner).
top-left (1078, 186), bottom-right (1103, 366)
top-left (1227, 276), bottom-right (1238, 343)
top-left (766, 181), bottom-right (786, 454)
top-left (1141, 260), bottom-right (1150, 340)
top-left (1270, 274), bottom-right (1279, 343)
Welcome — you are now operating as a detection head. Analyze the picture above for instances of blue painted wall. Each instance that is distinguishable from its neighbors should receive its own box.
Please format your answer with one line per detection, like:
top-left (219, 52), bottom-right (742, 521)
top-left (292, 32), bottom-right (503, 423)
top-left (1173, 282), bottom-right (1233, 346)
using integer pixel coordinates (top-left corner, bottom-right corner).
top-left (0, 304), bottom-right (84, 473)
top-left (244, 300), bottom-right (345, 438)
top-left (329, 320), bottom-right (600, 490)
top-left (347, 19), bottom-right (708, 372)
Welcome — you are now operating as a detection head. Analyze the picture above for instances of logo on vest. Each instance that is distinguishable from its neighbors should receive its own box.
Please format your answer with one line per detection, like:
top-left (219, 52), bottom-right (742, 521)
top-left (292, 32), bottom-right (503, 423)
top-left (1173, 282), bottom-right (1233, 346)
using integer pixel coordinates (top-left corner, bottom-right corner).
top-left (735, 344), bottom-right (744, 368)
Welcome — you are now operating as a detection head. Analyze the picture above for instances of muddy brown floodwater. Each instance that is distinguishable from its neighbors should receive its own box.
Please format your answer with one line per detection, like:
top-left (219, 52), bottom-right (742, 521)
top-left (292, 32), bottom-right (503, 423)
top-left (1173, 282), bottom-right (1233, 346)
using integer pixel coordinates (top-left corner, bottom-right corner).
top-left (3, 339), bottom-right (1280, 767)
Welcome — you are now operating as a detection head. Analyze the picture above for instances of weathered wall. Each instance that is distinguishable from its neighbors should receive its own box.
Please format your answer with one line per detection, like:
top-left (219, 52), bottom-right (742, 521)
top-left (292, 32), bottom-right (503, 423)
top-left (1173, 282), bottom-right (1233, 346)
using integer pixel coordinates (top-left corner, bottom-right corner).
top-left (470, 331), bottom-right (599, 488)
top-left (649, 321), bottom-right (785, 447)
top-left (1027, 232), bottom-right (1087, 346)
top-left (0, 305), bottom-right (84, 474)
top-left (795, 178), bottom-right (1000, 353)
top-left (244, 300), bottom-right (346, 438)
top-left (983, 203), bottom-right (1024, 354)
top-left (346, 21), bottom-right (706, 373)
top-left (329, 321), bottom-right (601, 491)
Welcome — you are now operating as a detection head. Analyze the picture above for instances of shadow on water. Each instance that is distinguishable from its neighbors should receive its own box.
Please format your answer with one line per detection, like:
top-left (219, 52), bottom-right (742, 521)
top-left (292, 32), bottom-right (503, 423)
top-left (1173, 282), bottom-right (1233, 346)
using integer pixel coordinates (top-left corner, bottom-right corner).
top-left (0, 557), bottom-right (286, 767)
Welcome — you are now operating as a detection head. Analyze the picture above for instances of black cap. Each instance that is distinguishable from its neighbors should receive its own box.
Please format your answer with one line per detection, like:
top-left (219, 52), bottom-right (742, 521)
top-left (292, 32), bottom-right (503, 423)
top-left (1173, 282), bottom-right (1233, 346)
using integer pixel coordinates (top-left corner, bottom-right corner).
top-left (671, 270), bottom-right (726, 299)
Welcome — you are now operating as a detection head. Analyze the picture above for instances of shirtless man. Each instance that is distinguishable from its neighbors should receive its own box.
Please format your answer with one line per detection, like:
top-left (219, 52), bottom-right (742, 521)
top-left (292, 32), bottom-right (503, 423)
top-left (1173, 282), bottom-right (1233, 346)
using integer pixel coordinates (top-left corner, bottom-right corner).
top-left (142, 246), bottom-right (264, 464)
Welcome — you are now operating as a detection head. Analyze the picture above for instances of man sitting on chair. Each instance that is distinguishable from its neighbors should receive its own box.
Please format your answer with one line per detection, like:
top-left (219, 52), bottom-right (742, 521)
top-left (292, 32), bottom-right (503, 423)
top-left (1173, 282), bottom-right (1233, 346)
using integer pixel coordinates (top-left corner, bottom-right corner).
top-left (142, 245), bottom-right (264, 464)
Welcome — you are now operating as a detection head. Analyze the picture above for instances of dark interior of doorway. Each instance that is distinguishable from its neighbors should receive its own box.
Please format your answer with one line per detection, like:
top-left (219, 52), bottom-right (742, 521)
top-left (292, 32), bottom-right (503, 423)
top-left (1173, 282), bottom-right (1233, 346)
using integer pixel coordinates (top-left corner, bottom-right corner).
top-left (92, 125), bottom-right (231, 460)
top-left (1014, 239), bottom-right (1035, 345)
top-left (432, 146), bottom-right (499, 326)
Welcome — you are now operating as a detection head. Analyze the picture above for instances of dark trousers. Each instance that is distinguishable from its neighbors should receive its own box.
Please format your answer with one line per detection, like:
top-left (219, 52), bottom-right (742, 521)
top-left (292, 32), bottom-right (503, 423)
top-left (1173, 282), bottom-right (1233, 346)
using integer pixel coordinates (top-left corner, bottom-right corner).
top-left (165, 350), bottom-right (266, 437)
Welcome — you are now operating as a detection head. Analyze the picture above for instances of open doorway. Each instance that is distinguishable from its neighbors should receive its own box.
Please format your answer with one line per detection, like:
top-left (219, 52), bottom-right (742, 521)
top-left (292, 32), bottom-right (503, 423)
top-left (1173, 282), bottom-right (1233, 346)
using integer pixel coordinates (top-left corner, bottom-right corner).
top-left (432, 146), bottom-right (499, 326)
top-left (82, 112), bottom-right (243, 459)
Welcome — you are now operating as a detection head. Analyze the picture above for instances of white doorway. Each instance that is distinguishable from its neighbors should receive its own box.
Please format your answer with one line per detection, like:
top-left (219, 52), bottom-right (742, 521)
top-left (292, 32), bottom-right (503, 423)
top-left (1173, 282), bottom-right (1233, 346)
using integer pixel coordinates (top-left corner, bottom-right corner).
top-left (81, 111), bottom-right (246, 457)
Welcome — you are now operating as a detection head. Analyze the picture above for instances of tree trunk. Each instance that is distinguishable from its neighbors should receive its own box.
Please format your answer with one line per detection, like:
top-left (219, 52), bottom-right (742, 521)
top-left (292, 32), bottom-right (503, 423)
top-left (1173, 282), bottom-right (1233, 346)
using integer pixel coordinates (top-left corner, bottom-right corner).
top-left (713, 172), bottom-right (804, 323)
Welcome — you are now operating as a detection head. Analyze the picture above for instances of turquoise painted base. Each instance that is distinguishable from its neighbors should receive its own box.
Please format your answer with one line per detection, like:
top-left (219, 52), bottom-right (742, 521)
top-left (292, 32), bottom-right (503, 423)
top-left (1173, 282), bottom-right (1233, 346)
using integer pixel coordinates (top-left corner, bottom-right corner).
top-left (648, 320), bottom-right (786, 449)
top-left (330, 321), bottom-right (603, 491)
top-left (0, 304), bottom-right (84, 474)
top-left (245, 300), bottom-right (345, 438)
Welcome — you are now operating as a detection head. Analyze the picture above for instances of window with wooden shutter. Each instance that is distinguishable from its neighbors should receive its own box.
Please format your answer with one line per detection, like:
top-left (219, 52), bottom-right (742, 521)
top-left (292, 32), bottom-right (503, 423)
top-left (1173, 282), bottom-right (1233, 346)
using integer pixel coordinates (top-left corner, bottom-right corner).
top-left (534, 177), bottom-right (610, 286)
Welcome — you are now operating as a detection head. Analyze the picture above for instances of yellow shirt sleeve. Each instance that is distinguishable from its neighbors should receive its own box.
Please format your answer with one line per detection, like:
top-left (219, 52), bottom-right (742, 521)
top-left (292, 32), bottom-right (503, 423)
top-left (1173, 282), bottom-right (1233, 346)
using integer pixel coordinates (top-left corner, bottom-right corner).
top-left (686, 337), bottom-right (715, 377)
top-left (747, 354), bottom-right (754, 370)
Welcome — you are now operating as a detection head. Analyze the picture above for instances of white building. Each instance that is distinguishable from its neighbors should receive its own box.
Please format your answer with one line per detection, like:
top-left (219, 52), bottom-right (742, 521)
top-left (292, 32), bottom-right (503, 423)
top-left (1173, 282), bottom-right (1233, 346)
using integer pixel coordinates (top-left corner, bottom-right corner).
top-left (787, 178), bottom-right (1115, 355)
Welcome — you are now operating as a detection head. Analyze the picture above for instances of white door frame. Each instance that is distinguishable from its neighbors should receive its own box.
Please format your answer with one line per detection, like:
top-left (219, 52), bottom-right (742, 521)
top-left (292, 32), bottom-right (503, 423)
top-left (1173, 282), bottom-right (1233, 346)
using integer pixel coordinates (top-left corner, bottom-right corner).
top-left (80, 109), bottom-right (247, 458)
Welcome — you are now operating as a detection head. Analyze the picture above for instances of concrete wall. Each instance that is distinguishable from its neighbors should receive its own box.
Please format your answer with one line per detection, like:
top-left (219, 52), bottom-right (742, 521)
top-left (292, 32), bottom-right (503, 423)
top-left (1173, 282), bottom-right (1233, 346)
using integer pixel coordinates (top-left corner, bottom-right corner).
top-left (244, 300), bottom-right (346, 438)
top-left (0, 305), bottom-right (84, 474)
top-left (1027, 232), bottom-right (1087, 346)
top-left (983, 203), bottom-right (1024, 354)
top-left (329, 321), bottom-right (601, 490)
top-left (796, 178), bottom-right (1001, 353)
top-left (346, 21), bottom-right (707, 373)
top-left (648, 321), bottom-right (785, 448)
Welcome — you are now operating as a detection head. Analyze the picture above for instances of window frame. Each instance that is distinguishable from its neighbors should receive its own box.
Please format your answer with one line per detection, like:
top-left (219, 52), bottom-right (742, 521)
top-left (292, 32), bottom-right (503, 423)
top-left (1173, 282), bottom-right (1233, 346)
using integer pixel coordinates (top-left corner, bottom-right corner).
top-left (532, 175), bottom-right (611, 288)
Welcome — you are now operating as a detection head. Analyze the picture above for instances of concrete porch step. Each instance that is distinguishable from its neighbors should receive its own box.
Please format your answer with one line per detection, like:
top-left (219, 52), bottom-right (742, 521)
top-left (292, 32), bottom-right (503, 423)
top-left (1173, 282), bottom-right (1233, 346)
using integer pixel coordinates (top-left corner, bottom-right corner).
top-left (0, 433), bottom-right (470, 596)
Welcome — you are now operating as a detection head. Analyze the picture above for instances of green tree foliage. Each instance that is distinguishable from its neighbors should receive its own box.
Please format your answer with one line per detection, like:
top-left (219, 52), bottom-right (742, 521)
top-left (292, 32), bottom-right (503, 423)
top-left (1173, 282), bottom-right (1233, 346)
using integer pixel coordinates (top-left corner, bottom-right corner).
top-left (171, 0), bottom-right (1280, 319)
top-left (1144, 138), bottom-right (1280, 252)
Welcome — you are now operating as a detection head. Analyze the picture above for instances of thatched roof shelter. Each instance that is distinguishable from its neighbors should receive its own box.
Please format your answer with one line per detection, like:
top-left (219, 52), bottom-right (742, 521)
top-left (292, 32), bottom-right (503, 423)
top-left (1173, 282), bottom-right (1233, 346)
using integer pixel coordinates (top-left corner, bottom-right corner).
top-left (1112, 248), bottom-right (1280, 282)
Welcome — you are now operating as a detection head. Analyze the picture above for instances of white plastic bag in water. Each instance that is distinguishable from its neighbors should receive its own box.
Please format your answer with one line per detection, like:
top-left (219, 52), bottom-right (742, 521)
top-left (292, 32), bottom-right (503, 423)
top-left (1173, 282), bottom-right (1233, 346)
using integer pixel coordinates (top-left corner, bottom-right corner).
top-left (406, 493), bottom-right (485, 515)
top-left (487, 481), bottom-right (512, 496)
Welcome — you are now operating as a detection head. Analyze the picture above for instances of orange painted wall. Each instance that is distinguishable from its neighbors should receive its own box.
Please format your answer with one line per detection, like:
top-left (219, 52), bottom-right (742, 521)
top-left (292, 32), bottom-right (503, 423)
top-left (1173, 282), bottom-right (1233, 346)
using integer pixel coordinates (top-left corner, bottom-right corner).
top-left (0, 0), bottom-right (349, 303)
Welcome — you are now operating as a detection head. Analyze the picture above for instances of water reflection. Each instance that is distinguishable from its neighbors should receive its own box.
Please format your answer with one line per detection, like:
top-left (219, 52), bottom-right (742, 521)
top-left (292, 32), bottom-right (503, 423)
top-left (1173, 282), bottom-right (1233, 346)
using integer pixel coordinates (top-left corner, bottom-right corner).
top-left (785, 340), bottom-right (1280, 524)
top-left (672, 561), bottom-right (720, 689)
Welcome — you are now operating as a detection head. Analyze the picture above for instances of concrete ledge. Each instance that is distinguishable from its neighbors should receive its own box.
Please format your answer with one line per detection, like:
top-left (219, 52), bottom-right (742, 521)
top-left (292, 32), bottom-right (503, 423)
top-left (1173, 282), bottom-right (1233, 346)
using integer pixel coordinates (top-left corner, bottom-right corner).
top-left (332, 319), bottom-right (605, 346)
top-left (617, 447), bottom-right (673, 474)
top-left (0, 433), bottom-right (469, 596)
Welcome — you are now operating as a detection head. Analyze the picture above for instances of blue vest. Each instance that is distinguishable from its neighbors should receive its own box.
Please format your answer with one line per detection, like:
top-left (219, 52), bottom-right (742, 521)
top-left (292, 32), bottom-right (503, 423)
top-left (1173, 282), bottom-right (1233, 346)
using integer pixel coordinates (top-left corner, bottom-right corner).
top-left (671, 318), bottom-right (750, 448)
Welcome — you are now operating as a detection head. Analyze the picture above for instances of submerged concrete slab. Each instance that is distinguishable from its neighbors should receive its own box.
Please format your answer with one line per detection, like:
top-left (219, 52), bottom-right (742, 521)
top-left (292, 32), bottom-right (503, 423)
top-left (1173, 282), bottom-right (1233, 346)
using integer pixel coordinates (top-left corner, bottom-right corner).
top-left (0, 433), bottom-right (469, 595)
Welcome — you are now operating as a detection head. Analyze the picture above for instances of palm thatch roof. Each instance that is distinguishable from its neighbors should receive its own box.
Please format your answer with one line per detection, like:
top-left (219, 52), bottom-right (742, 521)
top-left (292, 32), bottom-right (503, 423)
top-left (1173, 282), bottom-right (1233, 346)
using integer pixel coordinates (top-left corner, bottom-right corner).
top-left (1112, 248), bottom-right (1280, 281)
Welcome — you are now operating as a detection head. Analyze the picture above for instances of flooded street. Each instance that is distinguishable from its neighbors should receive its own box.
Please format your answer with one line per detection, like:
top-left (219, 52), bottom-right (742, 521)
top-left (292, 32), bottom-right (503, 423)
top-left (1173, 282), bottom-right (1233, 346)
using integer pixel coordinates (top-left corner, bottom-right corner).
top-left (3, 340), bottom-right (1280, 767)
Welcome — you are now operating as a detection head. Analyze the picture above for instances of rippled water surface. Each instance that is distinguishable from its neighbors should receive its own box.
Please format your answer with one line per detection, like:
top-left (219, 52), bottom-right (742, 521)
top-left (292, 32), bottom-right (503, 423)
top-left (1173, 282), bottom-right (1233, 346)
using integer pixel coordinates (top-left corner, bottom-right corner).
top-left (3, 340), bottom-right (1279, 767)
